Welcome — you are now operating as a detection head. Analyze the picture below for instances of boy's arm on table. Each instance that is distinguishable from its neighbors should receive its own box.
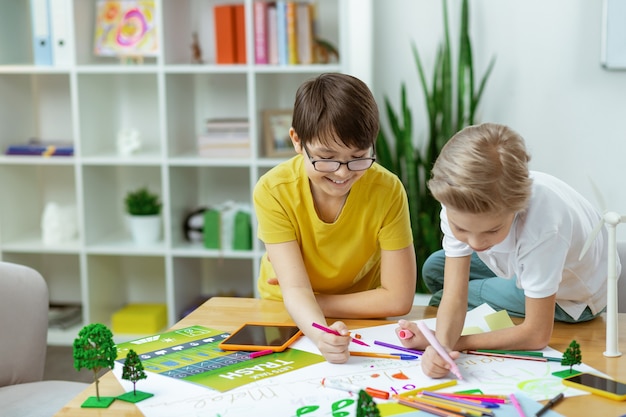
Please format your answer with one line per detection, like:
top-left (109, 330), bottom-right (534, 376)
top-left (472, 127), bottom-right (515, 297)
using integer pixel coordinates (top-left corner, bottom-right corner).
top-left (454, 294), bottom-right (556, 351)
top-left (265, 241), bottom-right (352, 363)
top-left (316, 245), bottom-right (417, 319)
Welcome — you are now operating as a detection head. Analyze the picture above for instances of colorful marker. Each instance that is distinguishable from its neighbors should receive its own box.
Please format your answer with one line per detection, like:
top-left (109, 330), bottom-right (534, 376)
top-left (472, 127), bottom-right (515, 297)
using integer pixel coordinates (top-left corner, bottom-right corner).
top-left (509, 393), bottom-right (526, 417)
top-left (312, 322), bottom-right (370, 346)
top-left (349, 351), bottom-right (419, 360)
top-left (417, 321), bottom-right (463, 380)
top-left (249, 349), bottom-right (274, 359)
top-left (373, 340), bottom-right (423, 356)
top-left (398, 329), bottom-right (414, 339)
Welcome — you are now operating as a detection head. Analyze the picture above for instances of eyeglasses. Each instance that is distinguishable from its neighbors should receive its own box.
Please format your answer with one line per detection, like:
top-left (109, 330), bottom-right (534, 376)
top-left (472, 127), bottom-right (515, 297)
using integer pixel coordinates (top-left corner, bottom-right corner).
top-left (303, 144), bottom-right (376, 173)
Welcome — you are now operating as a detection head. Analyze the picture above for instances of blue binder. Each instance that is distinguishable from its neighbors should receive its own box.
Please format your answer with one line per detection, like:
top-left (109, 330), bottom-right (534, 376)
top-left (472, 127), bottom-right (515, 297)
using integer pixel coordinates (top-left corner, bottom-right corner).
top-left (30, 0), bottom-right (53, 65)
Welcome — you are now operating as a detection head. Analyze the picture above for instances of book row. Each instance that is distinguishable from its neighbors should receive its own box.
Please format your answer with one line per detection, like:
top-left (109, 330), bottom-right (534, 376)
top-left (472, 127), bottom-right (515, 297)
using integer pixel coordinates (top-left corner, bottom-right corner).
top-left (253, 1), bottom-right (328, 65)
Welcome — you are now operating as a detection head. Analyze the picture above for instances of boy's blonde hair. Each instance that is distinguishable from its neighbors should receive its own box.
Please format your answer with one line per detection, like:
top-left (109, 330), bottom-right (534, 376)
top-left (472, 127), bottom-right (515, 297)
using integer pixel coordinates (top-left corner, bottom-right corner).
top-left (428, 123), bottom-right (532, 214)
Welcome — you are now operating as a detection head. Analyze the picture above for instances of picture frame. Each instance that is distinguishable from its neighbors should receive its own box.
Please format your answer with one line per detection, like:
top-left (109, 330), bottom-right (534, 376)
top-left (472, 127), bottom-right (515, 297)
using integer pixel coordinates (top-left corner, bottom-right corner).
top-left (263, 109), bottom-right (294, 157)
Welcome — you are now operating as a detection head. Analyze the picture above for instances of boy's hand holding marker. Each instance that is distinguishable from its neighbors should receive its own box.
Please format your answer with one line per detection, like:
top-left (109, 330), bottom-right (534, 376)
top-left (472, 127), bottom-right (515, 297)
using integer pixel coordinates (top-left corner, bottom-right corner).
top-left (396, 319), bottom-right (462, 379)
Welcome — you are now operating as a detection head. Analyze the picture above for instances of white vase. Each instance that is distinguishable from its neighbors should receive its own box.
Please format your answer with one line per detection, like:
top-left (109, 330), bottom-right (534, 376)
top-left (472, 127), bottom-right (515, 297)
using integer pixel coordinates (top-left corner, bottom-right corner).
top-left (128, 215), bottom-right (161, 244)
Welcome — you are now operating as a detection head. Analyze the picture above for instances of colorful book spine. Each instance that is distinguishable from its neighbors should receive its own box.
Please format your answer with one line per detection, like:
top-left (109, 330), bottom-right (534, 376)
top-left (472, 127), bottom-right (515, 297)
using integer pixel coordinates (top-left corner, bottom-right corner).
top-left (234, 3), bottom-right (247, 63)
top-left (296, 2), bottom-right (314, 64)
top-left (286, 1), bottom-right (298, 64)
top-left (254, 1), bottom-right (268, 64)
top-left (214, 4), bottom-right (237, 64)
top-left (275, 0), bottom-right (288, 65)
top-left (267, 3), bottom-right (279, 64)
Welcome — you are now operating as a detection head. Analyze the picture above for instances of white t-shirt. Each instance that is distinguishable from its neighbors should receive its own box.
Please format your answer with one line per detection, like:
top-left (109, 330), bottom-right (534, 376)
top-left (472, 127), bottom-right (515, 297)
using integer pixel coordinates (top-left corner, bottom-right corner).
top-left (441, 171), bottom-right (618, 320)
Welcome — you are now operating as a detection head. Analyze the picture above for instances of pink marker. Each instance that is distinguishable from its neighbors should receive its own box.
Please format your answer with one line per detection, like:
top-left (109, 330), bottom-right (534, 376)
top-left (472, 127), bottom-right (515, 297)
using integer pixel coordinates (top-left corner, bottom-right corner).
top-left (398, 329), bottom-right (414, 339)
top-left (249, 349), bottom-right (274, 359)
top-left (416, 321), bottom-right (463, 380)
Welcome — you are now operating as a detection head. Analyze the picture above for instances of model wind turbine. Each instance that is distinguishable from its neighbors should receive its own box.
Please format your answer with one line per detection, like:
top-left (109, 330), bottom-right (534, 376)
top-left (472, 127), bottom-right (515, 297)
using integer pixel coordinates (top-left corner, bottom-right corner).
top-left (579, 182), bottom-right (624, 357)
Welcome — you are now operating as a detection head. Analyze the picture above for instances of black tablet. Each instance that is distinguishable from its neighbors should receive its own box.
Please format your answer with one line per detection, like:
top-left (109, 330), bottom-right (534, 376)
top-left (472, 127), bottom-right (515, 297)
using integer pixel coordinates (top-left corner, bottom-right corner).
top-left (218, 322), bottom-right (303, 352)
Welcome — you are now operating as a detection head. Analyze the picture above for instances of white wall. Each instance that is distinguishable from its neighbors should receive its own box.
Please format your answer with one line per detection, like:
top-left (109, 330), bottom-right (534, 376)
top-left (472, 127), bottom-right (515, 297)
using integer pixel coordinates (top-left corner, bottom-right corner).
top-left (372, 0), bottom-right (626, 238)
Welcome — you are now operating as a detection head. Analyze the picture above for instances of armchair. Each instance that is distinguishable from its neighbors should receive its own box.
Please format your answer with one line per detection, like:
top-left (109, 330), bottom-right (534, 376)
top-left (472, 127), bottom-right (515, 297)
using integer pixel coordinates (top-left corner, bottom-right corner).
top-left (0, 262), bottom-right (89, 416)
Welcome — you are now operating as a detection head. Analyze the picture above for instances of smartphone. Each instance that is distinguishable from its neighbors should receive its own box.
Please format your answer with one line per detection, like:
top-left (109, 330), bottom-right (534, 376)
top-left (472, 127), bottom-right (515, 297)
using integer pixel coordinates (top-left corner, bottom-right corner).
top-left (218, 322), bottom-right (303, 352)
top-left (562, 372), bottom-right (626, 401)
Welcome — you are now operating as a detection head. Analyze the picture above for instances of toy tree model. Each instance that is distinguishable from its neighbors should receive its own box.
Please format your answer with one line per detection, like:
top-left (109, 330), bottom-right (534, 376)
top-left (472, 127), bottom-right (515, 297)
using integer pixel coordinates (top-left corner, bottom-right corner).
top-left (561, 339), bottom-right (582, 373)
top-left (356, 390), bottom-right (381, 417)
top-left (73, 323), bottom-right (117, 406)
top-left (122, 349), bottom-right (147, 395)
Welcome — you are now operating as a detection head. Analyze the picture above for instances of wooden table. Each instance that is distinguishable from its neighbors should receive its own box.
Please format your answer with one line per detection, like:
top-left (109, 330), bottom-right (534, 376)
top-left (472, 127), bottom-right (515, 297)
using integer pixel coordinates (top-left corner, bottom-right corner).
top-left (55, 297), bottom-right (626, 417)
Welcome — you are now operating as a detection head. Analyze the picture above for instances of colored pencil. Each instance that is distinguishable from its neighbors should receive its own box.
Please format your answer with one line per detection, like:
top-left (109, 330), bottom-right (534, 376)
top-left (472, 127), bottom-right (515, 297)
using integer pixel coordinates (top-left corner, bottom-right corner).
top-left (440, 393), bottom-right (509, 404)
top-left (466, 350), bottom-right (549, 362)
top-left (400, 380), bottom-right (458, 397)
top-left (473, 349), bottom-right (563, 362)
top-left (402, 395), bottom-right (494, 417)
top-left (475, 349), bottom-right (542, 356)
top-left (409, 394), bottom-right (496, 416)
top-left (422, 391), bottom-right (500, 409)
top-left (395, 395), bottom-right (470, 417)
top-left (349, 351), bottom-right (419, 360)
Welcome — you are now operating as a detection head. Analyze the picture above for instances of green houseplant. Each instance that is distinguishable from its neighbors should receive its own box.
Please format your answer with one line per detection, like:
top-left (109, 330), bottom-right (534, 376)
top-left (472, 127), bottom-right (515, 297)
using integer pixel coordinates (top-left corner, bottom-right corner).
top-left (125, 187), bottom-right (162, 244)
top-left (376, 0), bottom-right (495, 292)
top-left (125, 187), bottom-right (162, 216)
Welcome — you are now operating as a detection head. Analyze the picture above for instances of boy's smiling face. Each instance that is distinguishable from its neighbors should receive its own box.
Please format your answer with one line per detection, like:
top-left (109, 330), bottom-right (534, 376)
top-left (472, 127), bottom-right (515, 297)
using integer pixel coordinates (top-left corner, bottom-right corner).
top-left (446, 207), bottom-right (516, 252)
top-left (291, 129), bottom-right (372, 200)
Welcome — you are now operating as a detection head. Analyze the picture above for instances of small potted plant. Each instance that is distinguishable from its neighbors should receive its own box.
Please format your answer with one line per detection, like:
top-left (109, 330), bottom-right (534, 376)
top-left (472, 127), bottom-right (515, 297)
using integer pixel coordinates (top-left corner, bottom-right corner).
top-left (125, 187), bottom-right (162, 244)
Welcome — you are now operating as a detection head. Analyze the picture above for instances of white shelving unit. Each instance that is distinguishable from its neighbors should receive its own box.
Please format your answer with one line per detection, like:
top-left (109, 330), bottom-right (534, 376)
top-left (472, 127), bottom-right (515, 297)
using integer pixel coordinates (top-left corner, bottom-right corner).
top-left (0, 0), bottom-right (370, 345)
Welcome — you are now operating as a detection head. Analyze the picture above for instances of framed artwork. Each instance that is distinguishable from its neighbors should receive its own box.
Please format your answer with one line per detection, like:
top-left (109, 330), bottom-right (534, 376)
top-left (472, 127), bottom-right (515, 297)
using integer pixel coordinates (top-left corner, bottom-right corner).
top-left (263, 109), bottom-right (294, 157)
top-left (94, 0), bottom-right (159, 57)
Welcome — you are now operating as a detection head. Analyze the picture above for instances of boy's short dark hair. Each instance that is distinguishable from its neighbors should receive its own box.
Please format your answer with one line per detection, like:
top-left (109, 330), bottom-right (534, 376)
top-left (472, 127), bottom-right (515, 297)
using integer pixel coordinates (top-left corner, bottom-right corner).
top-left (291, 73), bottom-right (379, 150)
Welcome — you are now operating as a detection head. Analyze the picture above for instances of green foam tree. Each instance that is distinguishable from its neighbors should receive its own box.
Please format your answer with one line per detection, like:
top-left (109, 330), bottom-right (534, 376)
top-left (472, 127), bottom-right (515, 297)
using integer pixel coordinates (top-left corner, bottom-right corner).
top-left (561, 339), bottom-right (582, 374)
top-left (122, 349), bottom-right (147, 395)
top-left (73, 323), bottom-right (117, 401)
top-left (356, 390), bottom-right (381, 417)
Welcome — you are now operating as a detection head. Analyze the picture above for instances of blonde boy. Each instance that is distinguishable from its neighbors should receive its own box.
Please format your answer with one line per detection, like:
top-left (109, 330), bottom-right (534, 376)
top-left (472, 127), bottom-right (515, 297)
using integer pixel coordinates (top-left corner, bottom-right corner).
top-left (398, 123), bottom-right (617, 378)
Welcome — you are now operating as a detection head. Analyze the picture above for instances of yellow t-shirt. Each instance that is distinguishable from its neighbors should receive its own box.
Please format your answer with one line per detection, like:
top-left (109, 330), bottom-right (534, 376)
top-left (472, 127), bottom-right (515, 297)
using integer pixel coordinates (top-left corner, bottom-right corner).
top-left (253, 155), bottom-right (413, 300)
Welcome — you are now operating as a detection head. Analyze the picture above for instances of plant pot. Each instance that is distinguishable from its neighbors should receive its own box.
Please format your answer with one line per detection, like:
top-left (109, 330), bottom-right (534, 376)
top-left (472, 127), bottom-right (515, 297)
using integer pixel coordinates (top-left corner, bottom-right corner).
top-left (128, 215), bottom-right (161, 244)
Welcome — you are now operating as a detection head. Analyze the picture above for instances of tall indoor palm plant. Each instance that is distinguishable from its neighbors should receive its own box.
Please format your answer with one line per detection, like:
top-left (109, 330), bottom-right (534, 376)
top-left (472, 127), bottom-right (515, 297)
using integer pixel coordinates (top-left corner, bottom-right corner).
top-left (376, 0), bottom-right (495, 292)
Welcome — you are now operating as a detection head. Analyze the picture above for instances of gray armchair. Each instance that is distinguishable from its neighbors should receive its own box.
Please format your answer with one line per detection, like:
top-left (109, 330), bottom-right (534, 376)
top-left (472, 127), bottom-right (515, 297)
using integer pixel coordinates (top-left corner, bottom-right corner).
top-left (0, 262), bottom-right (89, 416)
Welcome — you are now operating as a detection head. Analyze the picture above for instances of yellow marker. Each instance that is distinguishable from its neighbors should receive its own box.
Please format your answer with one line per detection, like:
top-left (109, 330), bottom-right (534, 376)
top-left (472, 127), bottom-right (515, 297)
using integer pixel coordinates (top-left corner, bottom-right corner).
top-left (400, 379), bottom-right (458, 397)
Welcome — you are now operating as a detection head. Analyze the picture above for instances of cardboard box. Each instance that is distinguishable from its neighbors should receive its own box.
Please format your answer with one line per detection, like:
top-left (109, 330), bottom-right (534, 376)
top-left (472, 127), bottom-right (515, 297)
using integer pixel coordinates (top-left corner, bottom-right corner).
top-left (112, 303), bottom-right (167, 334)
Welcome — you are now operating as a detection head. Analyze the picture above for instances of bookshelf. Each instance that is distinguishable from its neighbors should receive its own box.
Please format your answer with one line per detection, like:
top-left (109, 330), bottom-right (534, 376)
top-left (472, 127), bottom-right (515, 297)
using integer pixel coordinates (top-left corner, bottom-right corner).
top-left (0, 0), bottom-right (371, 345)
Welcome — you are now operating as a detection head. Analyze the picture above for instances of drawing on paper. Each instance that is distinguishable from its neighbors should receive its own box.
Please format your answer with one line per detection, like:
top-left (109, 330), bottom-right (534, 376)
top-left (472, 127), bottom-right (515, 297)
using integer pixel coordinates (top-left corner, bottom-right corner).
top-left (94, 0), bottom-right (158, 57)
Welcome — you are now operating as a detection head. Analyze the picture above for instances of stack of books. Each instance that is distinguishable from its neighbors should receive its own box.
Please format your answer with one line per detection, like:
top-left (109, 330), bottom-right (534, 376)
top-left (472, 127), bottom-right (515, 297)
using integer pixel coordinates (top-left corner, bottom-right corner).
top-left (197, 118), bottom-right (250, 158)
